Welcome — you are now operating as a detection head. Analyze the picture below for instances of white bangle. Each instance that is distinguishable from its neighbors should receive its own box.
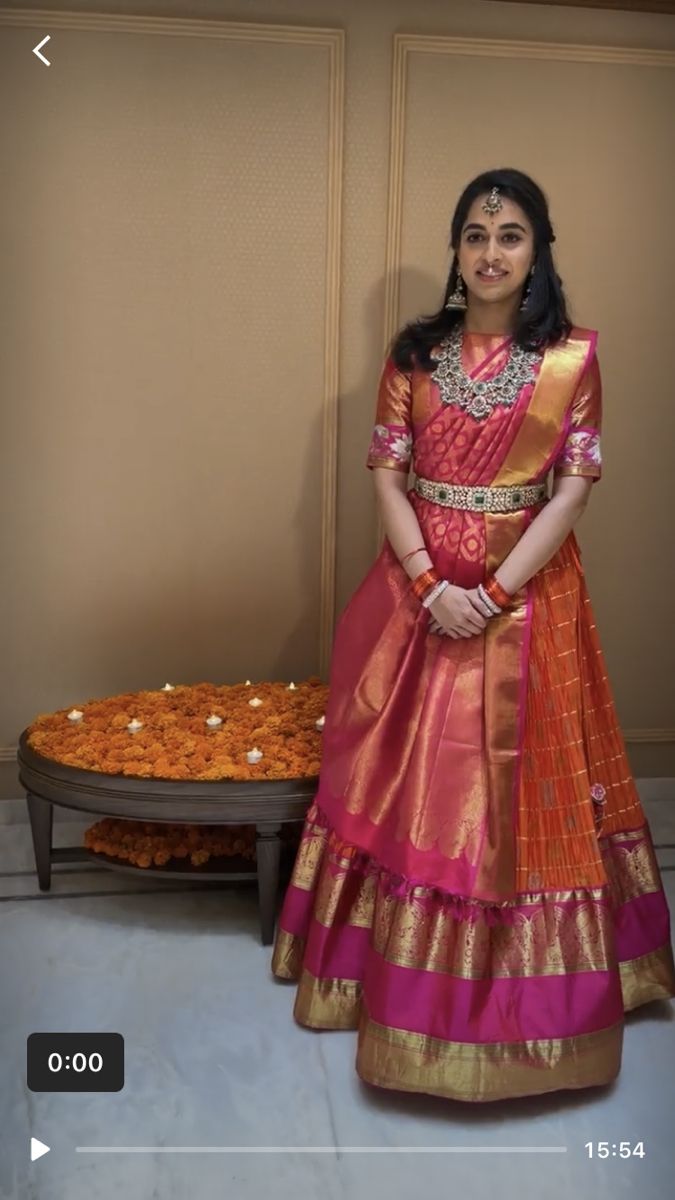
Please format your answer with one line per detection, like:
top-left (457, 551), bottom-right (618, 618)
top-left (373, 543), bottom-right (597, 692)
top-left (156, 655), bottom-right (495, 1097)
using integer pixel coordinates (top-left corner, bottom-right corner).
top-left (421, 579), bottom-right (449, 609)
top-left (477, 582), bottom-right (502, 615)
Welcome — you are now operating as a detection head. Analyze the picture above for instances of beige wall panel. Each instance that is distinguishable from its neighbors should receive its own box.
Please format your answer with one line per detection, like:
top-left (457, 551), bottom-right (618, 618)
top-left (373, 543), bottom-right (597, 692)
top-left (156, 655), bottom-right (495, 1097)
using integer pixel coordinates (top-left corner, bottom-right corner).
top-left (0, 17), bottom-right (343, 753)
top-left (385, 36), bottom-right (675, 739)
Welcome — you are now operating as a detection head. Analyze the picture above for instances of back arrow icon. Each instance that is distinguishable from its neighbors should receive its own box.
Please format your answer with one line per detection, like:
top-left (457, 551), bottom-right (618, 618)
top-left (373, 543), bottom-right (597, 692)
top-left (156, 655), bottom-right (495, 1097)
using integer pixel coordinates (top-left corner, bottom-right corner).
top-left (31, 1138), bottom-right (50, 1162)
top-left (33, 36), bottom-right (51, 66)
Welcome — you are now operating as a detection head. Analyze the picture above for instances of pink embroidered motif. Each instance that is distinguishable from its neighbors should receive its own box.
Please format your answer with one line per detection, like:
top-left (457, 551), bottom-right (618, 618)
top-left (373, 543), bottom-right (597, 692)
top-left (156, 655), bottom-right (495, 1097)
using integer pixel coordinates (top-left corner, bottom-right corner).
top-left (367, 423), bottom-right (413, 465)
top-left (590, 783), bottom-right (606, 805)
top-left (556, 428), bottom-right (601, 471)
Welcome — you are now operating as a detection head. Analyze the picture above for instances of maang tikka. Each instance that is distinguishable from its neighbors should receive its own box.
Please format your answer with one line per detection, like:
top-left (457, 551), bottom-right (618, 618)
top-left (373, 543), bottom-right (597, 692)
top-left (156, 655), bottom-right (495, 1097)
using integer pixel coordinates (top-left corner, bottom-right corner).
top-left (445, 186), bottom-right (534, 311)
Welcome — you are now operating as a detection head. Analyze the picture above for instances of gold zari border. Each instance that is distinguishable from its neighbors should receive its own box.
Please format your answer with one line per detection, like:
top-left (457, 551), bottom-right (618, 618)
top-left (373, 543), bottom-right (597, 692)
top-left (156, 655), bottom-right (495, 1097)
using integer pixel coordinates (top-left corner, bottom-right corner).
top-left (271, 928), bottom-right (305, 981)
top-left (294, 967), bottom-right (361, 1030)
top-left (620, 944), bottom-right (675, 1011)
top-left (279, 819), bottom-right (669, 984)
top-left (355, 1010), bottom-right (623, 1102)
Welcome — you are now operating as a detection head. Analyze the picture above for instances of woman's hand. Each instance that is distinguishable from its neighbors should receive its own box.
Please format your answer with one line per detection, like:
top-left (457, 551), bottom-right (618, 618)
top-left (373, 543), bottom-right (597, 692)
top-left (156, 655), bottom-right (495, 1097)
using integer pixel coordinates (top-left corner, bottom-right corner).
top-left (428, 585), bottom-right (494, 638)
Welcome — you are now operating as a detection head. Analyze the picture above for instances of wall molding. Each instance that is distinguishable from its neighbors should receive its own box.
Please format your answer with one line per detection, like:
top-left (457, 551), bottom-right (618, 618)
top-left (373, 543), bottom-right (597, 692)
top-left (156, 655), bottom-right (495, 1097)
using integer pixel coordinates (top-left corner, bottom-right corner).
top-left (491, 2), bottom-right (675, 15)
top-left (0, 7), bottom-right (345, 677)
top-left (2, 730), bottom-right (674, 763)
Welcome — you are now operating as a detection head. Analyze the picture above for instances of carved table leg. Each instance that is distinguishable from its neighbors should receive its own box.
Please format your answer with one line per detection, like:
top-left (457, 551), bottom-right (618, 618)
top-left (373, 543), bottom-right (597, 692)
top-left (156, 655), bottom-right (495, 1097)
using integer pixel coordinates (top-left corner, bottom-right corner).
top-left (255, 822), bottom-right (282, 946)
top-left (27, 793), bottom-right (53, 891)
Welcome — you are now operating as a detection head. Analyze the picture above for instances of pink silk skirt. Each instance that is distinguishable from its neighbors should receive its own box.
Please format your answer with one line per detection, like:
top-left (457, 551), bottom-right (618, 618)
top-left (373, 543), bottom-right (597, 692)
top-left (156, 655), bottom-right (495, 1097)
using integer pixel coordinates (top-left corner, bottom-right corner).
top-left (271, 530), bottom-right (675, 1101)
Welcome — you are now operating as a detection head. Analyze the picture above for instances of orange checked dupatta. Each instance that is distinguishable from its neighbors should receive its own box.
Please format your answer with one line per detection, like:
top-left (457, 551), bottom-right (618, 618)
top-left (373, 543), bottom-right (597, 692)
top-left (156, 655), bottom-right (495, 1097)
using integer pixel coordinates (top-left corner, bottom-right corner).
top-left (272, 325), bottom-right (675, 1103)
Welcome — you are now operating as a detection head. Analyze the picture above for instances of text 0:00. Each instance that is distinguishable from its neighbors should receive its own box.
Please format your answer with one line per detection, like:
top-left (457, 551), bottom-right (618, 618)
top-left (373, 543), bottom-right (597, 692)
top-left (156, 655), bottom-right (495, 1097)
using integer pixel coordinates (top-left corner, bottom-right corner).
top-left (48, 1052), bottom-right (103, 1073)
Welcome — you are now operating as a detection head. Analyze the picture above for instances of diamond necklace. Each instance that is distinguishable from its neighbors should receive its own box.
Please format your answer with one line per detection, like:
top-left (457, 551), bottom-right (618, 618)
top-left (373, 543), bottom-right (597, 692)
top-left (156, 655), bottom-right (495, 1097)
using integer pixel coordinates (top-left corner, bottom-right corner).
top-left (430, 324), bottom-right (543, 421)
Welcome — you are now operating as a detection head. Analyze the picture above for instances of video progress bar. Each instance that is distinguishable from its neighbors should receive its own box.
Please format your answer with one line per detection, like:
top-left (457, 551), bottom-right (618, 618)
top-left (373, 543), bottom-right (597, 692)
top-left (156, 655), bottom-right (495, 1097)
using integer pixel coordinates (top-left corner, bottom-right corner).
top-left (76, 1145), bottom-right (568, 1154)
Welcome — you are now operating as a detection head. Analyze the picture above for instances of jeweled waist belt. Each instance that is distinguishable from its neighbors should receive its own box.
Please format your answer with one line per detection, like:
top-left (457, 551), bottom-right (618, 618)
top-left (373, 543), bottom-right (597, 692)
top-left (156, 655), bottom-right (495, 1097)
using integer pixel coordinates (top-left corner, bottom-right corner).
top-left (413, 475), bottom-right (548, 513)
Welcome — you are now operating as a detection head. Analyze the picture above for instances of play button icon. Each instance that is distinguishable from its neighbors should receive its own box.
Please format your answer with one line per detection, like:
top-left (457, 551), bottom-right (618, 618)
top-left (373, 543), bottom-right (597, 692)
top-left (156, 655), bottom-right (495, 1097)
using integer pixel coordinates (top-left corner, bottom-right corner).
top-left (30, 1138), bottom-right (50, 1162)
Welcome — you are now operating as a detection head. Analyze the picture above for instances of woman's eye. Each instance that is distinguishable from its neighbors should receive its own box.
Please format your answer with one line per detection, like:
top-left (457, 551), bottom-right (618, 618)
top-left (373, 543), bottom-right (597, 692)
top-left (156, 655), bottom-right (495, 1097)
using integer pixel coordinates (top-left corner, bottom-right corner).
top-left (467, 233), bottom-right (519, 242)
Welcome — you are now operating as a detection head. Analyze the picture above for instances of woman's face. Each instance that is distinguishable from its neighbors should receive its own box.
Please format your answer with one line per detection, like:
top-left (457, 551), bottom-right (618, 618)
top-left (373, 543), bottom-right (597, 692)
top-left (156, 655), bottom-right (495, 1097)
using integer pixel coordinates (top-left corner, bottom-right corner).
top-left (458, 194), bottom-right (535, 305)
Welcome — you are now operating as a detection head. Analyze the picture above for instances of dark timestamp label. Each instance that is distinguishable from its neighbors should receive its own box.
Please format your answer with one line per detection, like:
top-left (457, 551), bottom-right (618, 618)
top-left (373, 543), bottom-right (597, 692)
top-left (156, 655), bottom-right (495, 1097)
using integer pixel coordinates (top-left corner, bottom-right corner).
top-left (27, 1033), bottom-right (124, 1092)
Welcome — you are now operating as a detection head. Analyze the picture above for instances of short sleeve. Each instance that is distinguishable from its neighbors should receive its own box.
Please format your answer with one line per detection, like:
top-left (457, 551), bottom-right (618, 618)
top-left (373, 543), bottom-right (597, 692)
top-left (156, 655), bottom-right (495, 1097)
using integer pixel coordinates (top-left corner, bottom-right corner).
top-left (553, 348), bottom-right (602, 484)
top-left (365, 356), bottom-right (413, 473)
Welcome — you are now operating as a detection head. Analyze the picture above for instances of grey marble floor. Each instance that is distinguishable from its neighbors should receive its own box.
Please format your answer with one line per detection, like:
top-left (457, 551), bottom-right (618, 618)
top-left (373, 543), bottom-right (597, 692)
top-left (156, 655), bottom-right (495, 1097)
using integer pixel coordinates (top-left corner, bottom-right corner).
top-left (1, 790), bottom-right (674, 1200)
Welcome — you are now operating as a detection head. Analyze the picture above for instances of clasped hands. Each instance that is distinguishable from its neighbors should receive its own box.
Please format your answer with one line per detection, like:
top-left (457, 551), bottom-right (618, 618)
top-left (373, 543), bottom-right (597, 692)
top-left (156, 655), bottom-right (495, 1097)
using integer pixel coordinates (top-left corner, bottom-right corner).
top-left (427, 583), bottom-right (496, 639)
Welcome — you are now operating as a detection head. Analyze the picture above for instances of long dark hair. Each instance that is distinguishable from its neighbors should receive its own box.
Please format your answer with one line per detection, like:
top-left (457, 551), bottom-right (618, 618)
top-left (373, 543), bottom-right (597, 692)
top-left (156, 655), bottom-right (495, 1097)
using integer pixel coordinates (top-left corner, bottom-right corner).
top-left (389, 168), bottom-right (574, 373)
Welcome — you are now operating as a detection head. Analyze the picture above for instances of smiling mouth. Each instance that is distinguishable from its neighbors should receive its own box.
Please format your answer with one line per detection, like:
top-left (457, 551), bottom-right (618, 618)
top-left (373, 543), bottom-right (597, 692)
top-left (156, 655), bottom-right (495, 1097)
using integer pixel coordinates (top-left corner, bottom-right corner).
top-left (477, 271), bottom-right (506, 279)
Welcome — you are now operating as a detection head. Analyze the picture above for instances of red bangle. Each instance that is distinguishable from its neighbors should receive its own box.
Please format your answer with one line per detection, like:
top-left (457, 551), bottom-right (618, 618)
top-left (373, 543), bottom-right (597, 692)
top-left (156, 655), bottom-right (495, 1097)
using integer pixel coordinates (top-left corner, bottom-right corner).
top-left (401, 545), bottom-right (427, 567)
top-left (484, 574), bottom-right (512, 609)
top-left (411, 568), bottom-right (440, 601)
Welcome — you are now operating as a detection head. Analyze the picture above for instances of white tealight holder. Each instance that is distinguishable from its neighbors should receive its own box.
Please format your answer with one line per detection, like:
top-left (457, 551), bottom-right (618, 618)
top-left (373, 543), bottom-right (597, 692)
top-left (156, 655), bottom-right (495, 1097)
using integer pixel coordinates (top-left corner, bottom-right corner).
top-left (206, 714), bottom-right (223, 728)
top-left (288, 682), bottom-right (297, 690)
top-left (247, 748), bottom-right (263, 764)
top-left (127, 719), bottom-right (143, 733)
top-left (315, 715), bottom-right (325, 730)
top-left (161, 683), bottom-right (175, 692)
top-left (248, 697), bottom-right (263, 708)
top-left (245, 680), bottom-right (252, 686)
top-left (67, 709), bottom-right (84, 722)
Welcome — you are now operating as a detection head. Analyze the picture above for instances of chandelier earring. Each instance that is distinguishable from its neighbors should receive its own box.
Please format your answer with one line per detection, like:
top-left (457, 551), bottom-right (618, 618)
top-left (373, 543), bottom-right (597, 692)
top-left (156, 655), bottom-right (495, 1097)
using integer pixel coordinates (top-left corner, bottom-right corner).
top-left (444, 267), bottom-right (467, 311)
top-left (445, 259), bottom-right (536, 312)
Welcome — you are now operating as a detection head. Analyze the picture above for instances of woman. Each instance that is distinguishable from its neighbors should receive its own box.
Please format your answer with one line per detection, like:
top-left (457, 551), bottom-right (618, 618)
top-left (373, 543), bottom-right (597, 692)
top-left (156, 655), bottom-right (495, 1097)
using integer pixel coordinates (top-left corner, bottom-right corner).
top-left (271, 168), bottom-right (675, 1102)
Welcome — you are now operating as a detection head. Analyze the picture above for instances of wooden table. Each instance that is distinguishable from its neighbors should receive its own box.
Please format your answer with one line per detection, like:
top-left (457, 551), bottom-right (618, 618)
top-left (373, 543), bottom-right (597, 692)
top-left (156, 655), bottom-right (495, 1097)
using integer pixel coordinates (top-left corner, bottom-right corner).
top-left (17, 731), bottom-right (317, 944)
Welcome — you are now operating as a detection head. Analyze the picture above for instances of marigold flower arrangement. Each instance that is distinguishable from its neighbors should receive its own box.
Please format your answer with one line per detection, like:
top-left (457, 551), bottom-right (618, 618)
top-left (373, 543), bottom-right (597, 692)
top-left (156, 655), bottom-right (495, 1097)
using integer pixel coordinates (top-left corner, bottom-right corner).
top-left (82, 818), bottom-right (297, 868)
top-left (26, 679), bottom-right (328, 781)
top-left (83, 818), bottom-right (302, 869)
